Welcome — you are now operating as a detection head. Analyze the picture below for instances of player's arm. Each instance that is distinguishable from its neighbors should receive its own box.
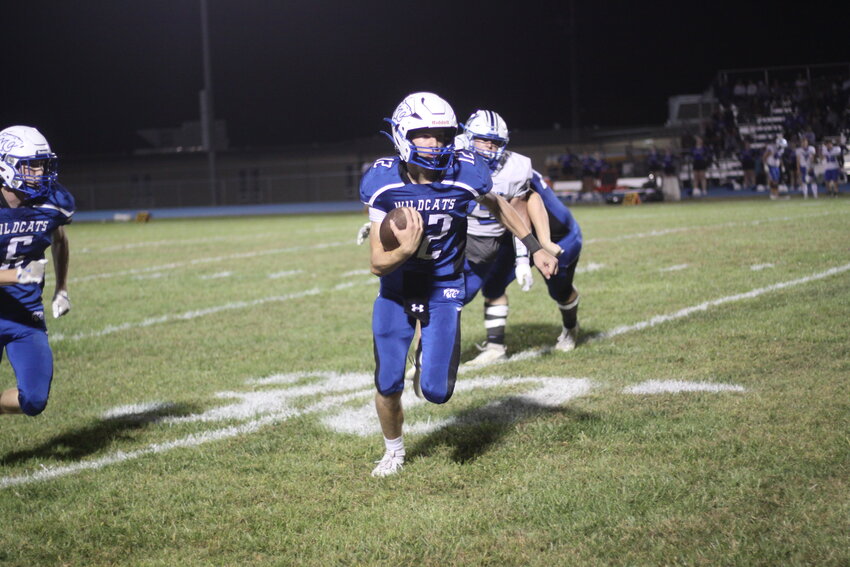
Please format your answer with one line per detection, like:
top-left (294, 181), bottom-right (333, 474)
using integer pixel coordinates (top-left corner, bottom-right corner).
top-left (525, 192), bottom-right (563, 258)
top-left (478, 192), bottom-right (557, 279)
top-left (51, 226), bottom-right (71, 317)
top-left (508, 196), bottom-right (534, 292)
top-left (368, 208), bottom-right (423, 277)
top-left (0, 259), bottom-right (48, 285)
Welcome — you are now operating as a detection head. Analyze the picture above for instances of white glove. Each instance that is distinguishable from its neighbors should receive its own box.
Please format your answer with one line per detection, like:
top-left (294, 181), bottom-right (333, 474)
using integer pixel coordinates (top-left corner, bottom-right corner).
top-left (52, 290), bottom-right (71, 318)
top-left (356, 221), bottom-right (371, 245)
top-left (16, 259), bottom-right (47, 284)
top-left (515, 257), bottom-right (534, 292)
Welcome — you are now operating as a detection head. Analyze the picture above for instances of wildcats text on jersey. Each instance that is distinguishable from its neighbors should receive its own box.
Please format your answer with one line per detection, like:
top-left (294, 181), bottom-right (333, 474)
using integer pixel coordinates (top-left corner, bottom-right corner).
top-left (0, 220), bottom-right (51, 236)
top-left (391, 198), bottom-right (457, 211)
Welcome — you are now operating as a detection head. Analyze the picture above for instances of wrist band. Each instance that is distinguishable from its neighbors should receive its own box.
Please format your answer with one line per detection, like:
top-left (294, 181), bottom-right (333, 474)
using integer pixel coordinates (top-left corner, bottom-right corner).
top-left (520, 234), bottom-right (542, 255)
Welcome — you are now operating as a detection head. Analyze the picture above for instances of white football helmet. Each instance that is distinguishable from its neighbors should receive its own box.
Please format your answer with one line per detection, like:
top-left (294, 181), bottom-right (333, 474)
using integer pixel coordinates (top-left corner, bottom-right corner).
top-left (385, 92), bottom-right (457, 171)
top-left (461, 109), bottom-right (509, 169)
top-left (776, 136), bottom-right (788, 149)
top-left (0, 125), bottom-right (58, 199)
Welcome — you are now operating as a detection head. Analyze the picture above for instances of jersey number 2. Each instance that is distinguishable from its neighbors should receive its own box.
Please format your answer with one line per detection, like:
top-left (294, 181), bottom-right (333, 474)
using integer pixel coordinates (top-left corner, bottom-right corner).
top-left (417, 214), bottom-right (451, 260)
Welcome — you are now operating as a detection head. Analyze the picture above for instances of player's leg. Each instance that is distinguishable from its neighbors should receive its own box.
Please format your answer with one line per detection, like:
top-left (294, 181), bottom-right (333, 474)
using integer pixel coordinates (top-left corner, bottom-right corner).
top-left (3, 328), bottom-right (53, 416)
top-left (418, 294), bottom-right (463, 404)
top-left (466, 243), bottom-right (516, 366)
top-left (549, 236), bottom-right (582, 351)
top-left (371, 295), bottom-right (414, 477)
top-left (462, 258), bottom-right (488, 306)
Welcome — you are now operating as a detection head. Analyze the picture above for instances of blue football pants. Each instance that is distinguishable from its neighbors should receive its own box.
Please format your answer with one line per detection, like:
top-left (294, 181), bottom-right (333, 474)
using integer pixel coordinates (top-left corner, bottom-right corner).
top-left (1, 320), bottom-right (54, 416)
top-left (372, 289), bottom-right (463, 404)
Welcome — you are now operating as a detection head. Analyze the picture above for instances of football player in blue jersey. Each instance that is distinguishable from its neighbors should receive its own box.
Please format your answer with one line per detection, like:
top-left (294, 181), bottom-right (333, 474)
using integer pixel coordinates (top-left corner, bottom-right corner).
top-left (513, 171), bottom-right (582, 351)
top-left (360, 92), bottom-right (557, 477)
top-left (0, 126), bottom-right (74, 417)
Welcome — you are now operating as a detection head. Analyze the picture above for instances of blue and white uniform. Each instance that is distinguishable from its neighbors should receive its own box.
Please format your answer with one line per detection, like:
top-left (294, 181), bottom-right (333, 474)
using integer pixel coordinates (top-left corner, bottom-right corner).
top-left (361, 150), bottom-right (491, 403)
top-left (822, 144), bottom-right (842, 182)
top-left (0, 184), bottom-right (74, 415)
top-left (764, 144), bottom-right (783, 183)
top-left (796, 145), bottom-right (816, 182)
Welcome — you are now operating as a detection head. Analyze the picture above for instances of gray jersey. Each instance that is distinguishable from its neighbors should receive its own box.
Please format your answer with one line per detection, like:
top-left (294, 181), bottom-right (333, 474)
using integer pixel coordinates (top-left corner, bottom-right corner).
top-left (468, 151), bottom-right (532, 238)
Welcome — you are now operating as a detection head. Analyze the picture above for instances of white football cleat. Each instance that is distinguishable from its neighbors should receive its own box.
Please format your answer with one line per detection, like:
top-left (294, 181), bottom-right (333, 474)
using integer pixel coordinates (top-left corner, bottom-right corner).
top-left (555, 326), bottom-right (579, 352)
top-left (371, 450), bottom-right (405, 477)
top-left (464, 342), bottom-right (507, 367)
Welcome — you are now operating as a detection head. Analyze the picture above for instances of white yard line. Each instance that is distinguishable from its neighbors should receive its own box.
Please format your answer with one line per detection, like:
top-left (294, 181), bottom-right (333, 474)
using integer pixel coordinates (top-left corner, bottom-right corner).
top-left (49, 280), bottom-right (375, 342)
top-left (72, 240), bottom-right (349, 282)
top-left (592, 263), bottom-right (850, 342)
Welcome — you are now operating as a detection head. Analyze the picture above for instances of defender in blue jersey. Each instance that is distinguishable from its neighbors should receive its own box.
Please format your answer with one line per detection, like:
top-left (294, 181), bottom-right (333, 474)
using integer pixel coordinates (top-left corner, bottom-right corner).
top-left (362, 93), bottom-right (557, 477)
top-left (0, 126), bottom-right (74, 417)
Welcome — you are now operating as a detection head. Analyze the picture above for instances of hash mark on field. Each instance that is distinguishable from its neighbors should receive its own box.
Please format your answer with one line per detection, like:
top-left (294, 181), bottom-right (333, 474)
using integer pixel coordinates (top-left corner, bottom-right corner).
top-left (199, 271), bottom-right (233, 280)
top-left (268, 270), bottom-right (303, 279)
top-left (577, 262), bottom-right (604, 274)
top-left (660, 264), bottom-right (689, 272)
top-left (624, 380), bottom-right (746, 394)
top-left (750, 263), bottom-right (774, 271)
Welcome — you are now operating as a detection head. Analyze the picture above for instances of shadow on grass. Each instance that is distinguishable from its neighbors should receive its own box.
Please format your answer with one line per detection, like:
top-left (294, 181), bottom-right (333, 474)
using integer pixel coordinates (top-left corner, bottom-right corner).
top-left (0, 402), bottom-right (200, 466)
top-left (409, 396), bottom-right (597, 465)
top-left (459, 322), bottom-right (598, 361)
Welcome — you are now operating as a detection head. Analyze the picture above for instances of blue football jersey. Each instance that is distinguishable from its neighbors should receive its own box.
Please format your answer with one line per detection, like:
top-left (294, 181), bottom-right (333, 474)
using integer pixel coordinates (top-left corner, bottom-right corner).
top-left (0, 184), bottom-right (75, 322)
top-left (529, 170), bottom-right (580, 243)
top-left (360, 150), bottom-right (492, 287)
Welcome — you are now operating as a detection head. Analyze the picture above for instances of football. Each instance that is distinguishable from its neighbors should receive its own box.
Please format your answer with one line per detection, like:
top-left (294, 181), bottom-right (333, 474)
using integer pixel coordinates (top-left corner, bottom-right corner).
top-left (379, 207), bottom-right (420, 251)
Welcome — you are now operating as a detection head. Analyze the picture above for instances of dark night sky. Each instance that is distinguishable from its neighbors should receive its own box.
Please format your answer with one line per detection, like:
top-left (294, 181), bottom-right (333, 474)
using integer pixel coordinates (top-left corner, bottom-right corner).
top-left (1, 1), bottom-right (846, 157)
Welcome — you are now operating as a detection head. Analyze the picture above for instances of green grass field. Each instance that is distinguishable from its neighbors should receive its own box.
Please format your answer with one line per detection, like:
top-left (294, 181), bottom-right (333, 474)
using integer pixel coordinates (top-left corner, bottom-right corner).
top-left (1, 197), bottom-right (848, 566)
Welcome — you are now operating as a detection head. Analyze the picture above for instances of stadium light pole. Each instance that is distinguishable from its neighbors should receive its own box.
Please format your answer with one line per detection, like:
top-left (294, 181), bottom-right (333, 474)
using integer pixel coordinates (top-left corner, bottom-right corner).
top-left (200, 0), bottom-right (217, 206)
top-left (568, 0), bottom-right (580, 143)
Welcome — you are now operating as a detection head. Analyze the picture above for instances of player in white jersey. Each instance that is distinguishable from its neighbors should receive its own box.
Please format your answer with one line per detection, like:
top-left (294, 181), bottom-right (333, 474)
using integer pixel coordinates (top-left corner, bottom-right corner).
top-left (820, 139), bottom-right (842, 197)
top-left (455, 110), bottom-right (558, 366)
top-left (795, 137), bottom-right (817, 199)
